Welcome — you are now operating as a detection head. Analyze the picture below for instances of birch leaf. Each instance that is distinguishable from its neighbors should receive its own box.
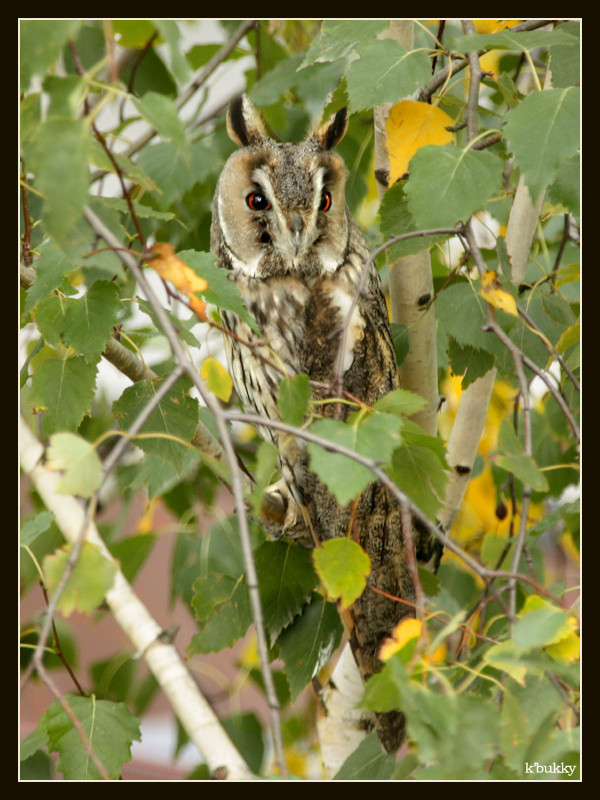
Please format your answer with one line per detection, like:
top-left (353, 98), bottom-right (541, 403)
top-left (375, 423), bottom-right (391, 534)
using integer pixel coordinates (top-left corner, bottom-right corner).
top-left (201, 356), bottom-right (233, 403)
top-left (480, 270), bottom-right (519, 316)
top-left (313, 538), bottom-right (371, 609)
top-left (147, 243), bottom-right (208, 320)
top-left (46, 432), bottom-right (103, 497)
top-left (386, 100), bottom-right (455, 184)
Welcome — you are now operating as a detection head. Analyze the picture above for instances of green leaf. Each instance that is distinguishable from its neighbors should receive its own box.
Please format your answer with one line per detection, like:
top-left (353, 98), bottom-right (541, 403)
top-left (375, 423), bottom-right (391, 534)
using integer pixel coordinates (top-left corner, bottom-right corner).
top-left (333, 733), bottom-right (395, 780)
top-left (278, 597), bottom-right (343, 700)
top-left (403, 686), bottom-right (499, 780)
top-left (31, 118), bottom-right (92, 243)
top-left (387, 423), bottom-right (448, 520)
top-left (112, 378), bottom-right (198, 474)
top-left (222, 713), bottom-right (264, 775)
top-left (495, 454), bottom-right (549, 492)
top-left (549, 153), bottom-right (580, 219)
top-left (132, 92), bottom-right (186, 144)
top-left (44, 75), bottom-right (87, 117)
top-left (307, 413), bottom-right (403, 505)
top-left (255, 540), bottom-right (319, 645)
top-left (20, 728), bottom-right (49, 763)
top-left (324, 20), bottom-right (390, 46)
top-left (136, 140), bottom-right (216, 207)
top-left (405, 145), bottom-right (503, 229)
top-left (373, 388), bottom-right (427, 418)
top-left (300, 20), bottom-right (388, 67)
top-left (135, 297), bottom-right (201, 348)
top-left (30, 356), bottom-right (97, 437)
top-left (307, 425), bottom-right (373, 505)
top-left (313, 538), bottom-right (371, 608)
top-left (43, 541), bottom-right (117, 616)
top-left (23, 250), bottom-right (74, 314)
top-left (379, 182), bottom-right (449, 259)
top-left (188, 574), bottom-right (252, 654)
top-left (346, 40), bottom-right (431, 112)
top-left (435, 281), bottom-right (505, 357)
top-left (548, 22), bottom-right (580, 88)
top-left (513, 596), bottom-right (573, 651)
top-left (390, 322), bottom-right (410, 367)
top-left (154, 20), bottom-right (190, 84)
top-left (495, 420), bottom-right (549, 491)
top-left (250, 54), bottom-right (305, 105)
top-left (448, 337), bottom-right (496, 388)
top-left (361, 653), bottom-right (406, 713)
top-left (278, 374), bottom-right (311, 427)
top-left (62, 281), bottom-right (122, 364)
top-left (46, 432), bottom-right (103, 497)
top-left (40, 695), bottom-right (140, 780)
top-left (452, 27), bottom-right (580, 54)
top-left (20, 511), bottom-right (55, 548)
top-left (178, 249), bottom-right (259, 332)
top-left (504, 87), bottom-right (580, 200)
top-left (20, 20), bottom-right (81, 88)
top-left (499, 676), bottom-right (565, 774)
top-left (90, 144), bottom-right (160, 193)
top-left (108, 534), bottom-right (156, 584)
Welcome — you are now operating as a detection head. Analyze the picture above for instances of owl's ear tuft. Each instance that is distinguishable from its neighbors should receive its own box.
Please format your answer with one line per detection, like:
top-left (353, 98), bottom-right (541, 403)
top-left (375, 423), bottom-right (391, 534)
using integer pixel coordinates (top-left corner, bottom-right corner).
top-left (313, 107), bottom-right (349, 151)
top-left (227, 95), bottom-right (267, 147)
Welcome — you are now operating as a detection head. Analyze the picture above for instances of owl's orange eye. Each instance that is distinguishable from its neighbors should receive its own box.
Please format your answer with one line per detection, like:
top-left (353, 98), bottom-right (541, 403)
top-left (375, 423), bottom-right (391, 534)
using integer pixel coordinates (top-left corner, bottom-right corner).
top-left (246, 191), bottom-right (271, 211)
top-left (319, 190), bottom-right (332, 212)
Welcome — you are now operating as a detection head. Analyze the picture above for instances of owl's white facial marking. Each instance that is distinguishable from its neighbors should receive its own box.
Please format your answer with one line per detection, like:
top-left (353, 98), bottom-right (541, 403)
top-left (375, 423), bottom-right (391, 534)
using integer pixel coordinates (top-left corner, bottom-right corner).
top-left (217, 192), bottom-right (261, 276)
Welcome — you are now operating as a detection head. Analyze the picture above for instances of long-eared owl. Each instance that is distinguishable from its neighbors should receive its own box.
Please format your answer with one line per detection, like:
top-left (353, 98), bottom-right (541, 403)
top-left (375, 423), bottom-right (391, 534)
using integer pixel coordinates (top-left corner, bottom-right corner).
top-left (210, 96), bottom-right (434, 753)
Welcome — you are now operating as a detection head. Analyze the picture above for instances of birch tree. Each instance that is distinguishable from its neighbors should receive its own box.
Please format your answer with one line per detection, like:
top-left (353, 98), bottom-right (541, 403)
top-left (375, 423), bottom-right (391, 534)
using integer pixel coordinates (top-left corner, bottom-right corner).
top-left (20, 19), bottom-right (580, 780)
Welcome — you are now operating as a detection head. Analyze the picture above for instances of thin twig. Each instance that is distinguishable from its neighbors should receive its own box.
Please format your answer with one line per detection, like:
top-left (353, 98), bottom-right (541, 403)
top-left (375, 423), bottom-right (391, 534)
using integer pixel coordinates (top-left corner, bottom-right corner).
top-left (99, 364), bottom-right (185, 486)
top-left (39, 582), bottom-right (87, 697)
top-left (27, 499), bottom-right (112, 779)
top-left (465, 223), bottom-right (534, 619)
top-left (551, 213), bottom-right (574, 290)
top-left (461, 20), bottom-right (481, 143)
top-left (123, 20), bottom-right (256, 159)
top-left (517, 304), bottom-right (580, 392)
top-left (223, 409), bottom-right (567, 607)
top-left (82, 206), bottom-right (288, 779)
top-left (417, 19), bottom-right (558, 102)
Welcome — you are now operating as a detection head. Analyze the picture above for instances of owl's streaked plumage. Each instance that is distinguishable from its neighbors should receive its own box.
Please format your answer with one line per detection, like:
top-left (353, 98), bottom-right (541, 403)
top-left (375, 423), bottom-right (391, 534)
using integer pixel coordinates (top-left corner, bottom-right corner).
top-left (211, 96), bottom-right (436, 752)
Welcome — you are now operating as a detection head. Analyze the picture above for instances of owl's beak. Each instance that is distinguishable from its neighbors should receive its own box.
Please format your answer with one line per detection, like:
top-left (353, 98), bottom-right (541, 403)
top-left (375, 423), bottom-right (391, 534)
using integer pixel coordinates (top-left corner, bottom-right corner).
top-left (289, 213), bottom-right (304, 256)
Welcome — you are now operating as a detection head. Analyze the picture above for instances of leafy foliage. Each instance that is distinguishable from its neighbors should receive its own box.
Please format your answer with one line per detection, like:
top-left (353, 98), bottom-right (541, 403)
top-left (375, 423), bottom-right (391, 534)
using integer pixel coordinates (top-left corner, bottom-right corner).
top-left (20, 19), bottom-right (579, 781)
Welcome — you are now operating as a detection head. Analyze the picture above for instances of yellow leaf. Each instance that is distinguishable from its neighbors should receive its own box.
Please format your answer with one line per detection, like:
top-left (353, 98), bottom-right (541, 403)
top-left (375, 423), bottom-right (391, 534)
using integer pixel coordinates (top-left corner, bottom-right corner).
top-left (380, 617), bottom-right (422, 660)
top-left (473, 20), bottom-right (522, 33)
top-left (546, 626), bottom-right (580, 664)
top-left (386, 100), bottom-right (455, 184)
top-left (147, 242), bottom-right (208, 320)
top-left (480, 270), bottom-right (518, 316)
top-left (557, 319), bottom-right (580, 354)
top-left (427, 641), bottom-right (448, 665)
top-left (201, 356), bottom-right (233, 402)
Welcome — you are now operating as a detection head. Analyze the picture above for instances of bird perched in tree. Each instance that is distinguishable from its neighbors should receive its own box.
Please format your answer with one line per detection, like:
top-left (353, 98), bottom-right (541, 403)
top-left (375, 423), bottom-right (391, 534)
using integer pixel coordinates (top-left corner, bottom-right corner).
top-left (210, 95), bottom-right (439, 752)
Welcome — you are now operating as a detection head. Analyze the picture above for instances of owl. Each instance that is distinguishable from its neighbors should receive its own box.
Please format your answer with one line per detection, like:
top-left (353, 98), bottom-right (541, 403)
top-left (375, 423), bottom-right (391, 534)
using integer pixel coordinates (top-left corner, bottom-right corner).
top-left (210, 96), bottom-right (437, 753)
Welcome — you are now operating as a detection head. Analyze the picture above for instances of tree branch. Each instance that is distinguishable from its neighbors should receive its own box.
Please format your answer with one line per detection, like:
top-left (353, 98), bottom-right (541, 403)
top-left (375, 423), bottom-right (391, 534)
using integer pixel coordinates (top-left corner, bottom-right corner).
top-left (82, 205), bottom-right (288, 778)
top-left (20, 417), bottom-right (254, 780)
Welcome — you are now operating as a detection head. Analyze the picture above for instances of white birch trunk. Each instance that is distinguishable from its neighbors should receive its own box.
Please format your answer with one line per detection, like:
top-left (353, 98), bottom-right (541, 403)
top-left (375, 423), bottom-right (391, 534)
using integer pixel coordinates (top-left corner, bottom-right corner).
top-left (19, 417), bottom-right (254, 781)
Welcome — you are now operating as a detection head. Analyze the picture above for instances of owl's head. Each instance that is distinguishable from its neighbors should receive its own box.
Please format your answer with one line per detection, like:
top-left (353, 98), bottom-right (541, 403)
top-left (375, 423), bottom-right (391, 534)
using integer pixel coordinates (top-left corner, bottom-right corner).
top-left (212, 95), bottom-right (351, 278)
